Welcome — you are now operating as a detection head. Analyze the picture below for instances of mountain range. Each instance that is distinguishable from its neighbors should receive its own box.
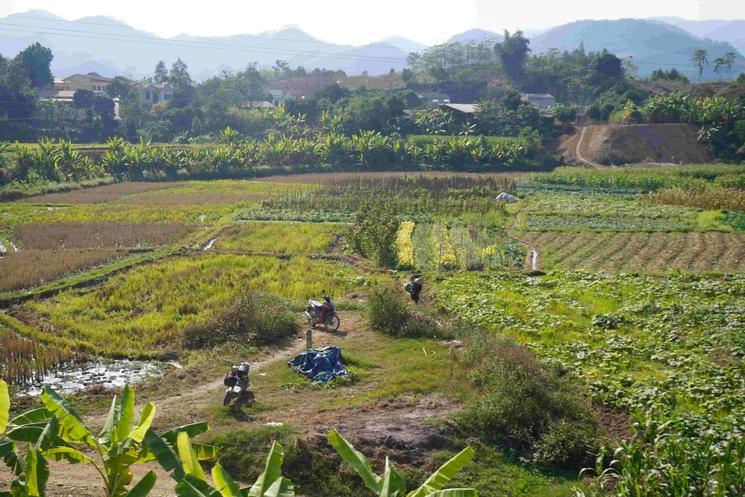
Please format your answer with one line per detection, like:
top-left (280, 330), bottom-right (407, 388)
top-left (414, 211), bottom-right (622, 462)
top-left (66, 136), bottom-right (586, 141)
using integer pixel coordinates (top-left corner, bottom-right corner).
top-left (0, 10), bottom-right (743, 81)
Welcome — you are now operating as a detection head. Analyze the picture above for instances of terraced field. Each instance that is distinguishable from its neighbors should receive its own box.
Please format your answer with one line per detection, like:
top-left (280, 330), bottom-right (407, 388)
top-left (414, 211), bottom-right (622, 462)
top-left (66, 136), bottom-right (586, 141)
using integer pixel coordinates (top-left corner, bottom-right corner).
top-left (521, 231), bottom-right (745, 272)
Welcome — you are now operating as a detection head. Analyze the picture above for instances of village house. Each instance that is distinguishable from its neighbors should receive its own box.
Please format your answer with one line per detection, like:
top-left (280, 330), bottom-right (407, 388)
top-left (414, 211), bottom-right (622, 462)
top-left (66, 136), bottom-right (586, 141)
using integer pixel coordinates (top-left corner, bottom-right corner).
top-left (520, 93), bottom-right (557, 109)
top-left (134, 82), bottom-right (173, 106)
top-left (240, 100), bottom-right (275, 109)
top-left (62, 72), bottom-right (113, 93)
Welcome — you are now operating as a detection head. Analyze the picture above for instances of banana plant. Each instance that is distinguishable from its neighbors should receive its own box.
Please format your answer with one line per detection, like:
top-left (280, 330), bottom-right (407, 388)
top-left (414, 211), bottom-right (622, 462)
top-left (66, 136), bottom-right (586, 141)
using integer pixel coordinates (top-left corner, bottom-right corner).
top-left (39, 384), bottom-right (216, 497)
top-left (328, 429), bottom-right (477, 497)
top-left (0, 379), bottom-right (94, 497)
top-left (150, 431), bottom-right (295, 497)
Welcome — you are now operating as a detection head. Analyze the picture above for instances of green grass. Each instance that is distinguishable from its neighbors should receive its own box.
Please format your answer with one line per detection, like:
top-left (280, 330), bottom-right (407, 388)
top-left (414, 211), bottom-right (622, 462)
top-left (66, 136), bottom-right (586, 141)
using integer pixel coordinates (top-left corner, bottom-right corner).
top-left (14, 254), bottom-right (380, 357)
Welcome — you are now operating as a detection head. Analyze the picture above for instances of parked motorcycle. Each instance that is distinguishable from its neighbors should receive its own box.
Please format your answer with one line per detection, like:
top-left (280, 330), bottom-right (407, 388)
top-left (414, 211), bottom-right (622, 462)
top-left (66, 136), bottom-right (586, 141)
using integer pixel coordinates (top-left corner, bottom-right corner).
top-left (223, 362), bottom-right (252, 406)
top-left (305, 298), bottom-right (341, 332)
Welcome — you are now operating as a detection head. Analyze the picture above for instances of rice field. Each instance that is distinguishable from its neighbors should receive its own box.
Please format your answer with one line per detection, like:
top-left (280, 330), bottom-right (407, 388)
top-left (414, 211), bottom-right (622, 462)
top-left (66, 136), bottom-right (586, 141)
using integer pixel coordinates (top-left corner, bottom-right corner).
top-left (19, 181), bottom-right (179, 204)
top-left (0, 323), bottom-right (80, 384)
top-left (0, 249), bottom-right (126, 291)
top-left (521, 231), bottom-right (745, 272)
top-left (12, 222), bottom-right (192, 249)
top-left (13, 254), bottom-right (379, 356)
top-left (216, 222), bottom-right (342, 254)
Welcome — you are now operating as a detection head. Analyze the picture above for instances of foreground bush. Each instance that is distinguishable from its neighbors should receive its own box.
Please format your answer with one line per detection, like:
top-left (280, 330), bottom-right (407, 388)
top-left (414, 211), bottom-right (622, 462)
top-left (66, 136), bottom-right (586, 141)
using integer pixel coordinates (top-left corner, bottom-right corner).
top-left (458, 332), bottom-right (599, 470)
top-left (184, 290), bottom-right (299, 348)
top-left (367, 286), bottom-right (451, 339)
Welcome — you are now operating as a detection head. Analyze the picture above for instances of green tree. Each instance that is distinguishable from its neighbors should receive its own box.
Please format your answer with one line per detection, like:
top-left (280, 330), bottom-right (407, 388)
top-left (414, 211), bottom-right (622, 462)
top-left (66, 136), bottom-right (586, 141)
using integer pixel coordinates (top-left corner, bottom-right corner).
top-left (169, 58), bottom-right (194, 108)
top-left (106, 76), bottom-right (133, 99)
top-left (496, 31), bottom-right (531, 82)
top-left (154, 60), bottom-right (168, 84)
top-left (690, 49), bottom-right (709, 80)
top-left (714, 52), bottom-right (737, 79)
top-left (348, 202), bottom-right (399, 267)
top-left (14, 42), bottom-right (53, 89)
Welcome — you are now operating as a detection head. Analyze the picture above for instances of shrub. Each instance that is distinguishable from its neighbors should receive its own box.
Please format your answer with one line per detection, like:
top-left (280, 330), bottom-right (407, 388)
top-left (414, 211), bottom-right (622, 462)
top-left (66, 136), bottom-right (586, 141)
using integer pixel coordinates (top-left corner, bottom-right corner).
top-left (367, 286), bottom-right (451, 339)
top-left (532, 420), bottom-right (597, 470)
top-left (184, 290), bottom-right (299, 348)
top-left (458, 332), bottom-right (598, 469)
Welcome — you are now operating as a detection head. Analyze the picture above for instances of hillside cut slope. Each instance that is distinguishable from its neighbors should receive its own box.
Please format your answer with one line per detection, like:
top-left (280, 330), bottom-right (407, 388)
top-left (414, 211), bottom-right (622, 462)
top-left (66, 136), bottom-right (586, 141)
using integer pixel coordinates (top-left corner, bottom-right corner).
top-left (560, 124), bottom-right (713, 166)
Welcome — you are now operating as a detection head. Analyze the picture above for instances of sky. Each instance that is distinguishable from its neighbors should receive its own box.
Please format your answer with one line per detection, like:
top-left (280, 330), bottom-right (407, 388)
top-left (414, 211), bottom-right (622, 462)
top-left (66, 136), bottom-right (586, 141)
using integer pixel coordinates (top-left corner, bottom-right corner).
top-left (0, 0), bottom-right (743, 45)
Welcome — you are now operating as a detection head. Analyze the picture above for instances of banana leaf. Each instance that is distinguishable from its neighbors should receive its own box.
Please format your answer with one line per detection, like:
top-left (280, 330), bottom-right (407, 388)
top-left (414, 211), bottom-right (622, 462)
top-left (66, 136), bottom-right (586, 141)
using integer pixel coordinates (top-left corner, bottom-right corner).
top-left (327, 429), bottom-right (382, 495)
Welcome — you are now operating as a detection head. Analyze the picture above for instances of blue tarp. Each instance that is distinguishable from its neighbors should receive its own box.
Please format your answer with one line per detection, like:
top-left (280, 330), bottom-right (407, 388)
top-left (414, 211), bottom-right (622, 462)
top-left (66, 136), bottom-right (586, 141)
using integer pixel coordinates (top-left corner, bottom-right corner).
top-left (288, 346), bottom-right (346, 383)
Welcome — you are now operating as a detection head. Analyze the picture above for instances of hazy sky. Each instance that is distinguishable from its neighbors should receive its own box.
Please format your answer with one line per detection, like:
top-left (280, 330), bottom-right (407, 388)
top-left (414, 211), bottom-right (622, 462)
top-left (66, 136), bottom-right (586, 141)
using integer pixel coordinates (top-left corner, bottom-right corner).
top-left (0, 0), bottom-right (744, 45)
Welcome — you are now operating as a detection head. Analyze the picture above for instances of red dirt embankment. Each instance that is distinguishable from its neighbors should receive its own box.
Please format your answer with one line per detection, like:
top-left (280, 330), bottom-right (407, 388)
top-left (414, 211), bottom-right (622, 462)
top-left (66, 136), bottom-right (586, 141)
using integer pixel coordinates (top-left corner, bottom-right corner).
top-left (560, 124), bottom-right (713, 166)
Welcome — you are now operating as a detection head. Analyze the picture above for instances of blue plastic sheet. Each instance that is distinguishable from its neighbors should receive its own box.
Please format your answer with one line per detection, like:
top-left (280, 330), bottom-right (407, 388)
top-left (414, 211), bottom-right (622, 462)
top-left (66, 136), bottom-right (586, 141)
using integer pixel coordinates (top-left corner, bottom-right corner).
top-left (288, 346), bottom-right (347, 383)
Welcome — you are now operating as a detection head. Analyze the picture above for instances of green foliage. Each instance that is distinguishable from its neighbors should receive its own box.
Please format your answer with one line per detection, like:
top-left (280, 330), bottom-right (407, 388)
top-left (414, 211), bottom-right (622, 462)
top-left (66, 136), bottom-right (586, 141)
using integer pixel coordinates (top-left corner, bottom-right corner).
top-left (434, 270), bottom-right (745, 459)
top-left (348, 203), bottom-right (399, 267)
top-left (14, 43), bottom-right (53, 89)
top-left (183, 291), bottom-right (299, 349)
top-left (367, 286), bottom-right (451, 339)
top-left (458, 333), bottom-right (597, 469)
top-left (328, 429), bottom-right (477, 497)
top-left (579, 419), bottom-right (745, 497)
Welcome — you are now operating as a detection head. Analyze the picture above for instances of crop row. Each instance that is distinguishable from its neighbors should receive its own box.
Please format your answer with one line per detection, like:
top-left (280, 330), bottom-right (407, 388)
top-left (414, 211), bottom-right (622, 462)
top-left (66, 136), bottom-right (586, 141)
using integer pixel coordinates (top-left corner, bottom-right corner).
top-left (520, 165), bottom-right (745, 194)
top-left (0, 248), bottom-right (126, 292)
top-left (519, 194), bottom-right (707, 232)
top-left (266, 176), bottom-right (514, 217)
top-left (216, 222), bottom-right (342, 254)
top-left (522, 231), bottom-right (745, 273)
top-left (398, 220), bottom-right (523, 271)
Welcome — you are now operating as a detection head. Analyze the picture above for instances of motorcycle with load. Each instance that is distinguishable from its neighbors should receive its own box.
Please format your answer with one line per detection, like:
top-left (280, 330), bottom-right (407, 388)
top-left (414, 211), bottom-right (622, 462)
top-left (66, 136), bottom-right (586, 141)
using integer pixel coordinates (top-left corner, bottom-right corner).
top-left (223, 362), bottom-right (253, 406)
top-left (305, 296), bottom-right (340, 332)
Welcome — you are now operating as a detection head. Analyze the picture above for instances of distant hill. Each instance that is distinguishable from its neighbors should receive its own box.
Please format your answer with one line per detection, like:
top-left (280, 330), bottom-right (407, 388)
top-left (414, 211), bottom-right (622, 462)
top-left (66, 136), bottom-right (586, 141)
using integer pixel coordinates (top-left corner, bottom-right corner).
top-left (0, 11), bottom-right (413, 78)
top-left (447, 29), bottom-right (503, 45)
top-left (1, 10), bottom-right (744, 82)
top-left (657, 17), bottom-right (745, 55)
top-left (531, 19), bottom-right (745, 80)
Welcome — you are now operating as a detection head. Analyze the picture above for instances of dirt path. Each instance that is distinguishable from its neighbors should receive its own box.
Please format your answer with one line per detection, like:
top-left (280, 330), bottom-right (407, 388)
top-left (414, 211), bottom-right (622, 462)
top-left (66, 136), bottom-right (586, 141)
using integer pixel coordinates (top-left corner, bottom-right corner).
top-left (574, 127), bottom-right (607, 171)
top-left (8, 314), bottom-right (459, 496)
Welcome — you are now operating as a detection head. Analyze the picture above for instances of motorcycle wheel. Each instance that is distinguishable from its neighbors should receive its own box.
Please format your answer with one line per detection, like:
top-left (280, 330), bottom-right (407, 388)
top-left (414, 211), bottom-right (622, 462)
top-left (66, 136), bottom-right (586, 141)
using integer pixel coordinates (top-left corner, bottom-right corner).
top-left (326, 315), bottom-right (341, 332)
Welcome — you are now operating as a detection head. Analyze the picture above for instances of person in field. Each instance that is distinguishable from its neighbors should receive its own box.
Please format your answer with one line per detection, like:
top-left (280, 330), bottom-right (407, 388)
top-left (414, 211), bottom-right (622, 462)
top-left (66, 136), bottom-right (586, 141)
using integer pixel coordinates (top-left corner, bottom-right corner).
top-left (407, 274), bottom-right (423, 304)
top-left (316, 295), bottom-right (335, 325)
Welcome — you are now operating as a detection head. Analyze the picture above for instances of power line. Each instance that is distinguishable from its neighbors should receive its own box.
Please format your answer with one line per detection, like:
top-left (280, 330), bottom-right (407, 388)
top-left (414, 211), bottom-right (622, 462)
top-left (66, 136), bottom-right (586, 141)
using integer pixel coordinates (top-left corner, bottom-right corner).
top-left (1, 13), bottom-right (428, 53)
top-left (0, 22), bottom-right (412, 65)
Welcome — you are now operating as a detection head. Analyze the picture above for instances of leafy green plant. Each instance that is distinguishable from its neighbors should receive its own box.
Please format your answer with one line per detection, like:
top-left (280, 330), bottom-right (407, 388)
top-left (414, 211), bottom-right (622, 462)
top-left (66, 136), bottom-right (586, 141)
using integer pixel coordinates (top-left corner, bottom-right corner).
top-left (37, 384), bottom-right (215, 497)
top-left (328, 429), bottom-right (477, 497)
top-left (150, 433), bottom-right (296, 497)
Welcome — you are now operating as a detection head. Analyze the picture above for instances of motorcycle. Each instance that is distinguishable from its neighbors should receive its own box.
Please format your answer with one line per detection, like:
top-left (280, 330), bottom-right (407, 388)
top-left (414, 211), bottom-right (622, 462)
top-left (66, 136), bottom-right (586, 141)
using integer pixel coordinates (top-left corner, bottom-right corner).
top-left (223, 362), bottom-right (253, 406)
top-left (305, 299), bottom-right (341, 332)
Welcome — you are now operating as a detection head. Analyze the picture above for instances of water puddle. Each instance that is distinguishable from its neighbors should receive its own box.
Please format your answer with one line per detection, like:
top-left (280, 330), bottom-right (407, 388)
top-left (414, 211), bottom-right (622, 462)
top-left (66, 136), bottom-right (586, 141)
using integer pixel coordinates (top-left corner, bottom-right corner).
top-left (17, 359), bottom-right (171, 396)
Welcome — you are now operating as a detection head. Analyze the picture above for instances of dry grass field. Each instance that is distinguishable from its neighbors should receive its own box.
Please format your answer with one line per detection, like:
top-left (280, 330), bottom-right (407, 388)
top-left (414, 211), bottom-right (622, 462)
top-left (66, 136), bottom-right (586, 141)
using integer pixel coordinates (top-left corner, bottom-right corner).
top-left (12, 222), bottom-right (192, 249)
top-left (0, 249), bottom-right (125, 291)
